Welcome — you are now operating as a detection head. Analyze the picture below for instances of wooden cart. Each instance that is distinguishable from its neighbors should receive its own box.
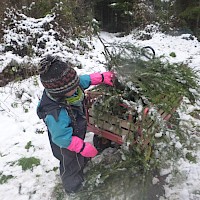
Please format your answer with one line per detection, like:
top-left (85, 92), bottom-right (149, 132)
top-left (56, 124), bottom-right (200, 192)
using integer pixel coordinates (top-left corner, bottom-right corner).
top-left (85, 91), bottom-right (181, 147)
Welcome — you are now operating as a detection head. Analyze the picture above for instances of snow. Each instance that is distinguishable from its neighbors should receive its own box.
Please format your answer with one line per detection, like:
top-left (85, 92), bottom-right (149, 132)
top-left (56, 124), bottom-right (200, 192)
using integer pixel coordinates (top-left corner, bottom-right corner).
top-left (0, 14), bottom-right (200, 200)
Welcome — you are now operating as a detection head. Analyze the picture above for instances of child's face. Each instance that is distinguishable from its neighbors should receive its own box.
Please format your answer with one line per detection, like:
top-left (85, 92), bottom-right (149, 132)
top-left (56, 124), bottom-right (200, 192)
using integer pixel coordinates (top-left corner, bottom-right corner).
top-left (65, 87), bottom-right (77, 97)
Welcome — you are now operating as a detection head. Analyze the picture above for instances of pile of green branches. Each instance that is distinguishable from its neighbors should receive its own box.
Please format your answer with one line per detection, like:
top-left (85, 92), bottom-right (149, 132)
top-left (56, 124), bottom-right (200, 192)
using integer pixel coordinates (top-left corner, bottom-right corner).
top-left (93, 41), bottom-right (199, 115)
top-left (92, 42), bottom-right (199, 123)
top-left (90, 42), bottom-right (200, 168)
top-left (107, 43), bottom-right (198, 110)
top-left (81, 42), bottom-right (200, 197)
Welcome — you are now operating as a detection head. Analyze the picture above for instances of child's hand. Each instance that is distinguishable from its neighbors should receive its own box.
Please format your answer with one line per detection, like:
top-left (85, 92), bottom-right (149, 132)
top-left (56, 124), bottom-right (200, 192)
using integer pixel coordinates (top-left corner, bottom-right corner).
top-left (67, 136), bottom-right (98, 158)
top-left (90, 71), bottom-right (115, 86)
top-left (80, 142), bottom-right (98, 158)
top-left (101, 71), bottom-right (114, 86)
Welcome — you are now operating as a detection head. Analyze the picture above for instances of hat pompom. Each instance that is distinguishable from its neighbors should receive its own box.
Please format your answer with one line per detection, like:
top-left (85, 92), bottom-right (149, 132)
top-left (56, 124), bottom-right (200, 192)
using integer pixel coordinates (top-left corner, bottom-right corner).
top-left (38, 55), bottom-right (59, 75)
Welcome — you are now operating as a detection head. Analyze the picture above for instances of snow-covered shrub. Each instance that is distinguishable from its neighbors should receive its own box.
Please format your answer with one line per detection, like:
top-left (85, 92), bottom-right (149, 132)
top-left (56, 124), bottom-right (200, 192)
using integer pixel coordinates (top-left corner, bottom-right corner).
top-left (2, 8), bottom-right (58, 57)
top-left (1, 1), bottom-right (94, 57)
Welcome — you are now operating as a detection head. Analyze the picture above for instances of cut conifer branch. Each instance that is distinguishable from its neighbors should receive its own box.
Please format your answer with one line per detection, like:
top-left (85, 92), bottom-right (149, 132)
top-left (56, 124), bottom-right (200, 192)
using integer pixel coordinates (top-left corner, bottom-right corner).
top-left (87, 39), bottom-right (200, 169)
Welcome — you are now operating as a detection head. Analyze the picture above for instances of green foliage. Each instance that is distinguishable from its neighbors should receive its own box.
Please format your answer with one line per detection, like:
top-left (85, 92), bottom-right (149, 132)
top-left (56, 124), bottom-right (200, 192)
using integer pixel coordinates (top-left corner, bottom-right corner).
top-left (106, 43), bottom-right (199, 111)
top-left (153, 0), bottom-right (174, 26)
top-left (18, 157), bottom-right (40, 171)
top-left (2, 1), bottom-right (94, 55)
top-left (51, 183), bottom-right (66, 200)
top-left (175, 0), bottom-right (200, 35)
top-left (0, 172), bottom-right (14, 184)
top-left (170, 52), bottom-right (176, 57)
top-left (185, 152), bottom-right (197, 163)
top-left (53, 166), bottom-right (58, 171)
top-left (46, 1), bottom-right (94, 38)
top-left (27, 0), bottom-right (56, 18)
top-left (11, 102), bottom-right (18, 108)
top-left (93, 0), bottom-right (153, 33)
top-left (0, 1), bottom-right (95, 86)
top-left (189, 109), bottom-right (200, 120)
top-left (180, 6), bottom-right (200, 20)
top-left (25, 141), bottom-right (34, 151)
top-left (74, 149), bottom-right (163, 199)
top-left (23, 107), bottom-right (29, 113)
top-left (90, 42), bottom-right (200, 171)
top-left (33, 76), bottom-right (39, 86)
top-left (0, 0), bottom-right (199, 40)
top-left (0, 59), bottom-right (37, 86)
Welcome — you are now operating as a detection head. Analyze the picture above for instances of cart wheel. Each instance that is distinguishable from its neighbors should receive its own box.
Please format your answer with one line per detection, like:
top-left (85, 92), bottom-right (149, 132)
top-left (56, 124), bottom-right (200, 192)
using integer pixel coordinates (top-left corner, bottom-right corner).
top-left (93, 135), bottom-right (112, 152)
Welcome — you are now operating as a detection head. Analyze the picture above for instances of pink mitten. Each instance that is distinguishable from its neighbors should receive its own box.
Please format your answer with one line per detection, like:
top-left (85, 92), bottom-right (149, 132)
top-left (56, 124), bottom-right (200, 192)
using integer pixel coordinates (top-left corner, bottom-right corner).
top-left (67, 136), bottom-right (98, 158)
top-left (90, 71), bottom-right (114, 86)
top-left (80, 142), bottom-right (98, 158)
top-left (102, 71), bottom-right (114, 86)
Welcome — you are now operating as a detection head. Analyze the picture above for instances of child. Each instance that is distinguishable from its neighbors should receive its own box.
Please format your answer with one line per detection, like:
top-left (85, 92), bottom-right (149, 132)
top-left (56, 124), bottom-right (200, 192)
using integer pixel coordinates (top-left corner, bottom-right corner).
top-left (37, 55), bottom-right (114, 194)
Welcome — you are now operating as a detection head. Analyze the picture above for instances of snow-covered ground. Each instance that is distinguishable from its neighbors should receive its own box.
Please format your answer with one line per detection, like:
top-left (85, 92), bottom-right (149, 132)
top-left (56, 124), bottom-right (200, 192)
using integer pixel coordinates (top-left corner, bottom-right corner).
top-left (0, 16), bottom-right (200, 200)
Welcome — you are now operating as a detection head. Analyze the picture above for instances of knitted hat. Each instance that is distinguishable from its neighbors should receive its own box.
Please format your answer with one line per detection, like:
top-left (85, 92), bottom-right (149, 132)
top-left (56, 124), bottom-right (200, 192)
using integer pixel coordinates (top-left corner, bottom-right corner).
top-left (38, 55), bottom-right (79, 97)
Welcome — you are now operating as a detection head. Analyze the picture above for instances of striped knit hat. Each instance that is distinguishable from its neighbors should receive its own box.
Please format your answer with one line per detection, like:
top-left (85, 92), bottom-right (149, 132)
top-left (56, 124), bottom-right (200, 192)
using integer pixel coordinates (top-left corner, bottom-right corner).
top-left (38, 55), bottom-right (79, 97)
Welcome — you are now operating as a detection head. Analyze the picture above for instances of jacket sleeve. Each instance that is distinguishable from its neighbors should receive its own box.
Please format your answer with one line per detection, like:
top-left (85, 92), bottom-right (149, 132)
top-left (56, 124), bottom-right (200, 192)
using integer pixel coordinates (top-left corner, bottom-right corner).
top-left (79, 75), bottom-right (91, 89)
top-left (44, 108), bottom-right (73, 148)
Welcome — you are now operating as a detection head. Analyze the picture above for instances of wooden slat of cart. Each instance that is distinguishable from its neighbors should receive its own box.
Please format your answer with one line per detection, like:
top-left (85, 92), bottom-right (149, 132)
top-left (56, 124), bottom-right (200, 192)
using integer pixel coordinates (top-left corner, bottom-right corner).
top-left (88, 107), bottom-right (135, 136)
top-left (89, 117), bottom-right (134, 136)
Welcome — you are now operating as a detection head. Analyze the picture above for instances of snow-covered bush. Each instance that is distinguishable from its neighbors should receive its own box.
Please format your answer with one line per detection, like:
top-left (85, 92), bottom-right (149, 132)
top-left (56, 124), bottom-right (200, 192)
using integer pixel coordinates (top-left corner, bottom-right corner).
top-left (1, 1), bottom-right (94, 57)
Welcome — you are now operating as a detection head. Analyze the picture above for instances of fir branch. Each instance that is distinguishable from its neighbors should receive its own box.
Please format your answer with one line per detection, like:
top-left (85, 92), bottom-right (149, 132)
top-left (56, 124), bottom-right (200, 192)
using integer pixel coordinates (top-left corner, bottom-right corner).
top-left (89, 41), bottom-right (200, 171)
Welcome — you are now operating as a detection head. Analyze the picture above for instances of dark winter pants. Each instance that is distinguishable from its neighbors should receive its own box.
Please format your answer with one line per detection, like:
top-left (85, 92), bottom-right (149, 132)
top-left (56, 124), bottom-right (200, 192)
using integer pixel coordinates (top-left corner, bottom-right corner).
top-left (48, 109), bottom-right (87, 193)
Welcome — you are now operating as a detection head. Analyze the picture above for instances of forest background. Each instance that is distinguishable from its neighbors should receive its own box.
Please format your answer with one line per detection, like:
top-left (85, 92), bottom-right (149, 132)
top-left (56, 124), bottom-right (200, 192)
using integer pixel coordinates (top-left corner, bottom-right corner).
top-left (0, 0), bottom-right (199, 83)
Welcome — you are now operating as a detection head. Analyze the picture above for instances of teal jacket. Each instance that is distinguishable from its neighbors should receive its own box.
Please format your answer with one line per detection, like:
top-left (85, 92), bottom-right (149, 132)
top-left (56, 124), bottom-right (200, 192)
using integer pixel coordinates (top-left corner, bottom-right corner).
top-left (37, 75), bottom-right (91, 148)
